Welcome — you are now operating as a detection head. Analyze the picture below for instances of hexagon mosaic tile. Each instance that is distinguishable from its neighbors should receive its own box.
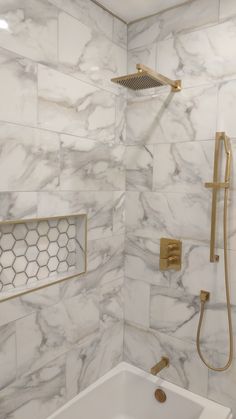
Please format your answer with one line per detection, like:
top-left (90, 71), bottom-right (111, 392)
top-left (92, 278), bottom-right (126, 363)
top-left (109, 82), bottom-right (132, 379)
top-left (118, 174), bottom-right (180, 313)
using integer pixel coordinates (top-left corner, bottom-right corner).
top-left (0, 215), bottom-right (86, 297)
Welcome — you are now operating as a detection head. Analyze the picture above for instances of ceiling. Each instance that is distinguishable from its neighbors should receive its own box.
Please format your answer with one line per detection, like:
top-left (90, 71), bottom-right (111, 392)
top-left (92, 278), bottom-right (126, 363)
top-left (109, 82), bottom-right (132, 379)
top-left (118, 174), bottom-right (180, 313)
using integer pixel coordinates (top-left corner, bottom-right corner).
top-left (95, 0), bottom-right (187, 23)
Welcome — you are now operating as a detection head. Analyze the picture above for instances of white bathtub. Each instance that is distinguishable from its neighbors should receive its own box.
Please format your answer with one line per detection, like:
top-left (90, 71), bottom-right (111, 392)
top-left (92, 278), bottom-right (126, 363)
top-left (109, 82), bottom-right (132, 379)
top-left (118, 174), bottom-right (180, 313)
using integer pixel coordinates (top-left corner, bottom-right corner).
top-left (48, 362), bottom-right (233, 419)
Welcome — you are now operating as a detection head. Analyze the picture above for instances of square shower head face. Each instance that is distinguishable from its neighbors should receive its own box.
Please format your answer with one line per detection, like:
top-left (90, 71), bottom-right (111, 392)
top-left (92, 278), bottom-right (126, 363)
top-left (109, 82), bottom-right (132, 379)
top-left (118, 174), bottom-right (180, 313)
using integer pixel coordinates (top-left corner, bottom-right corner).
top-left (111, 71), bottom-right (163, 90)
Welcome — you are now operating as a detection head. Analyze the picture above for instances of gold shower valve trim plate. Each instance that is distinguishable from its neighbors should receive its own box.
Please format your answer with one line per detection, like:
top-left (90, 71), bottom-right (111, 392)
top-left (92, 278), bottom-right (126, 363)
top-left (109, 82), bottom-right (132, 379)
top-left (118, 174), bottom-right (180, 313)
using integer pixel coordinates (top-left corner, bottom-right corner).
top-left (111, 64), bottom-right (182, 92)
top-left (159, 238), bottom-right (182, 271)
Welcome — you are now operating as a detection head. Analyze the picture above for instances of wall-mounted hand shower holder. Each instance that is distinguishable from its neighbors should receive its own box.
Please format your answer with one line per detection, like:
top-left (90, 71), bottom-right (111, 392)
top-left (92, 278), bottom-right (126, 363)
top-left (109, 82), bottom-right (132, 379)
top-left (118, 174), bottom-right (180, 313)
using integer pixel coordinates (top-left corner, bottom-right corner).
top-left (204, 132), bottom-right (231, 263)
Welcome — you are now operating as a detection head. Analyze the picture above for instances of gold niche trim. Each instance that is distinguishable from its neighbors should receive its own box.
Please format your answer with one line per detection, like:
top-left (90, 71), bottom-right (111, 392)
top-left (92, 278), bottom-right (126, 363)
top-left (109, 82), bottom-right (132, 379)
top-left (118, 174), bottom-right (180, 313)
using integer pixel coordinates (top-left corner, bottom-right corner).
top-left (0, 213), bottom-right (87, 303)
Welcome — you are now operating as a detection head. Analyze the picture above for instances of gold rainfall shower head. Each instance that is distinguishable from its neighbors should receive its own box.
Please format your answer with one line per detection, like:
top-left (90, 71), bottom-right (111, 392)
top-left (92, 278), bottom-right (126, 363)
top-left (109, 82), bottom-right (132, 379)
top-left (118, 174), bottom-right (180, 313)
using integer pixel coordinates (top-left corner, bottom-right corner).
top-left (111, 64), bottom-right (182, 92)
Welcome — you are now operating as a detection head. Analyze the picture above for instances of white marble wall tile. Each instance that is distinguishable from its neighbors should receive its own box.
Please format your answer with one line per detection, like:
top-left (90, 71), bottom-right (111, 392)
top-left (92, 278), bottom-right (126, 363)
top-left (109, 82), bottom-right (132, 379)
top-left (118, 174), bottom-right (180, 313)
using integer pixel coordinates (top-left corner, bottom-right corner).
top-left (115, 94), bottom-right (127, 143)
top-left (126, 85), bottom-right (218, 145)
top-left (0, 0), bottom-right (58, 65)
top-left (208, 353), bottom-right (236, 415)
top-left (86, 235), bottom-right (125, 289)
top-left (16, 289), bottom-right (99, 376)
top-left (2, 354), bottom-right (66, 419)
top-left (150, 285), bottom-right (199, 343)
top-left (128, 15), bottom-right (161, 51)
top-left (124, 322), bottom-right (208, 396)
top-left (128, 0), bottom-right (219, 49)
top-left (38, 65), bottom-right (116, 141)
top-left (150, 284), bottom-right (236, 357)
top-left (58, 12), bottom-right (127, 93)
top-left (124, 277), bottom-right (150, 327)
top-left (220, 0), bottom-right (236, 21)
top-left (66, 321), bottom-right (123, 398)
top-left (153, 141), bottom-right (214, 193)
top-left (0, 192), bottom-right (37, 221)
top-left (0, 323), bottom-right (16, 391)
top-left (0, 49), bottom-right (37, 126)
top-left (60, 134), bottom-right (125, 191)
top-left (126, 145), bottom-right (153, 191)
top-left (99, 277), bottom-right (124, 326)
top-left (218, 80), bottom-right (236, 138)
top-left (125, 234), bottom-right (175, 286)
top-left (176, 243), bottom-right (236, 302)
top-left (113, 192), bottom-right (125, 235)
top-left (49, 0), bottom-right (113, 40)
top-left (37, 191), bottom-right (113, 241)
top-left (126, 235), bottom-right (236, 302)
top-left (0, 284), bottom-right (62, 328)
top-left (126, 190), bottom-right (236, 250)
top-left (0, 122), bottom-right (59, 191)
top-left (113, 19), bottom-right (127, 49)
top-left (128, 43), bottom-right (156, 74)
top-left (158, 18), bottom-right (236, 89)
top-left (126, 191), bottom-right (210, 243)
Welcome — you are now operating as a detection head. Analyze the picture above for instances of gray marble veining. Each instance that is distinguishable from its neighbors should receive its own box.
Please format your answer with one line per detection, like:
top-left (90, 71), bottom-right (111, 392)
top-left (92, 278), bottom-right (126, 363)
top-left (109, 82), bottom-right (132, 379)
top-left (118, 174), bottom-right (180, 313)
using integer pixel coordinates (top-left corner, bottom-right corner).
top-left (48, 0), bottom-right (114, 40)
top-left (0, 0), bottom-right (58, 65)
top-left (126, 190), bottom-right (236, 250)
top-left (66, 321), bottom-right (123, 398)
top-left (38, 64), bottom-right (116, 141)
top-left (0, 122), bottom-right (60, 191)
top-left (128, 43), bottom-right (157, 74)
top-left (99, 277), bottom-right (124, 326)
top-left (113, 192), bottom-right (125, 235)
top-left (58, 12), bottom-right (127, 93)
top-left (86, 235), bottom-right (124, 289)
top-left (37, 191), bottom-right (114, 241)
top-left (0, 192), bottom-right (37, 222)
top-left (126, 145), bottom-right (153, 191)
top-left (113, 19), bottom-right (127, 49)
top-left (0, 48), bottom-right (37, 126)
top-left (0, 323), bottom-right (16, 391)
top-left (153, 141), bottom-right (214, 194)
top-left (0, 354), bottom-right (66, 419)
top-left (60, 134), bottom-right (125, 191)
top-left (158, 18), bottom-right (236, 88)
top-left (16, 289), bottom-right (99, 376)
top-left (128, 0), bottom-right (219, 49)
top-left (124, 322), bottom-right (208, 396)
top-left (218, 80), bottom-right (236, 139)
top-left (126, 85), bottom-right (218, 144)
top-left (208, 352), bottom-right (236, 413)
top-left (124, 277), bottom-right (150, 328)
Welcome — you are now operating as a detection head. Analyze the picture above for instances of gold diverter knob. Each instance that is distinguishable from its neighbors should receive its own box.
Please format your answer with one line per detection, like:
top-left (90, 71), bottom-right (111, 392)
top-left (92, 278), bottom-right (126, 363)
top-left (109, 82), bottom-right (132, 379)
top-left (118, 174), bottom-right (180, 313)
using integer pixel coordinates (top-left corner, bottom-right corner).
top-left (159, 238), bottom-right (182, 271)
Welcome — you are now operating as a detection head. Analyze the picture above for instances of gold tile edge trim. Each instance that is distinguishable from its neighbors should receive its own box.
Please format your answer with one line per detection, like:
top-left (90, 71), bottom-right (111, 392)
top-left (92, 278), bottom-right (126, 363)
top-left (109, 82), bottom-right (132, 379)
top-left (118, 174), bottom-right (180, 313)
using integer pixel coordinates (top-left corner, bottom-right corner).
top-left (0, 213), bottom-right (88, 303)
top-left (0, 213), bottom-right (87, 225)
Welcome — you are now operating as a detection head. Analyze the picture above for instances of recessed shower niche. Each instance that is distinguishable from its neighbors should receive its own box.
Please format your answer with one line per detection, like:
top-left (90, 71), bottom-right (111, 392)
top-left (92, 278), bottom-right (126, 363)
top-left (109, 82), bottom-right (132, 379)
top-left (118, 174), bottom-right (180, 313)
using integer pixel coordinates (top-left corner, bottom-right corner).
top-left (0, 214), bottom-right (87, 301)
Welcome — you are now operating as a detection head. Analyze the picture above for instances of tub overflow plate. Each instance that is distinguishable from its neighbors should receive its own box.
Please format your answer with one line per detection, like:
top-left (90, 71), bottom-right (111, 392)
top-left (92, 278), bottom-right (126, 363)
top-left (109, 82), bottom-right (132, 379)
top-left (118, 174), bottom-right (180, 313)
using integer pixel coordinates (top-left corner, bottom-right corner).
top-left (154, 388), bottom-right (167, 403)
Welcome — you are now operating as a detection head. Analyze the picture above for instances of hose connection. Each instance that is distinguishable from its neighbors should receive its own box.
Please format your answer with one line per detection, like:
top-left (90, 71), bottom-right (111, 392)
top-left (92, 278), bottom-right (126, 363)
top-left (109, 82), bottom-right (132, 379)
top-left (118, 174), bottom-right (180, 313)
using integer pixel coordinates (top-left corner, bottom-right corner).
top-left (200, 290), bottom-right (210, 303)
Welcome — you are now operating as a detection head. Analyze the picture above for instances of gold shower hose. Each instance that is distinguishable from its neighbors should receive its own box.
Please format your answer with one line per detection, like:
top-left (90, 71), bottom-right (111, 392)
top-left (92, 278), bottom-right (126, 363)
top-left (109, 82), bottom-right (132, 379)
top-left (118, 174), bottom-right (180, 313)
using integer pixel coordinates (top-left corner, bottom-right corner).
top-left (196, 135), bottom-right (233, 371)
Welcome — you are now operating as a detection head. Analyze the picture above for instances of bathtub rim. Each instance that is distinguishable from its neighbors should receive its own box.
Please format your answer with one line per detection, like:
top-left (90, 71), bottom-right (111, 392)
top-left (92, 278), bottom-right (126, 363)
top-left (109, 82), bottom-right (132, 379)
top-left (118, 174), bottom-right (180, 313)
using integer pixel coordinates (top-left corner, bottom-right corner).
top-left (47, 361), bottom-right (233, 419)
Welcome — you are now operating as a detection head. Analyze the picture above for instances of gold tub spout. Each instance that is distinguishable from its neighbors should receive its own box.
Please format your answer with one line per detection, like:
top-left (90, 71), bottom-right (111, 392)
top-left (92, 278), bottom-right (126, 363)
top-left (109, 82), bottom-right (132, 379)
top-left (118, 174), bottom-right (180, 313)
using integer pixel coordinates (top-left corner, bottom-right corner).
top-left (150, 357), bottom-right (169, 375)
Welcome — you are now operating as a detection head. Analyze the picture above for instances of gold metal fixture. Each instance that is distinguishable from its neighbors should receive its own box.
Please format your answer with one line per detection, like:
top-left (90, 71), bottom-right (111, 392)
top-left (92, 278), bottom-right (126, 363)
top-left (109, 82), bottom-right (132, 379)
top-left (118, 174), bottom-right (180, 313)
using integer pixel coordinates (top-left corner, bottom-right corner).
top-left (154, 388), bottom-right (167, 403)
top-left (111, 64), bottom-right (182, 92)
top-left (0, 214), bottom-right (87, 303)
top-left (200, 290), bottom-right (210, 303)
top-left (150, 357), bottom-right (169, 375)
top-left (197, 132), bottom-right (233, 371)
top-left (205, 132), bottom-right (232, 263)
top-left (159, 238), bottom-right (182, 271)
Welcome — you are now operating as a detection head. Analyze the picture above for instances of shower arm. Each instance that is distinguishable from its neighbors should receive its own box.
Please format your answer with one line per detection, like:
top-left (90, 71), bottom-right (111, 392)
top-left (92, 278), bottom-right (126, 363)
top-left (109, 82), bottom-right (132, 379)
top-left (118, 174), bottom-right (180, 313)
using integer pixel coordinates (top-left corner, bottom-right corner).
top-left (205, 132), bottom-right (231, 262)
top-left (136, 64), bottom-right (181, 92)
